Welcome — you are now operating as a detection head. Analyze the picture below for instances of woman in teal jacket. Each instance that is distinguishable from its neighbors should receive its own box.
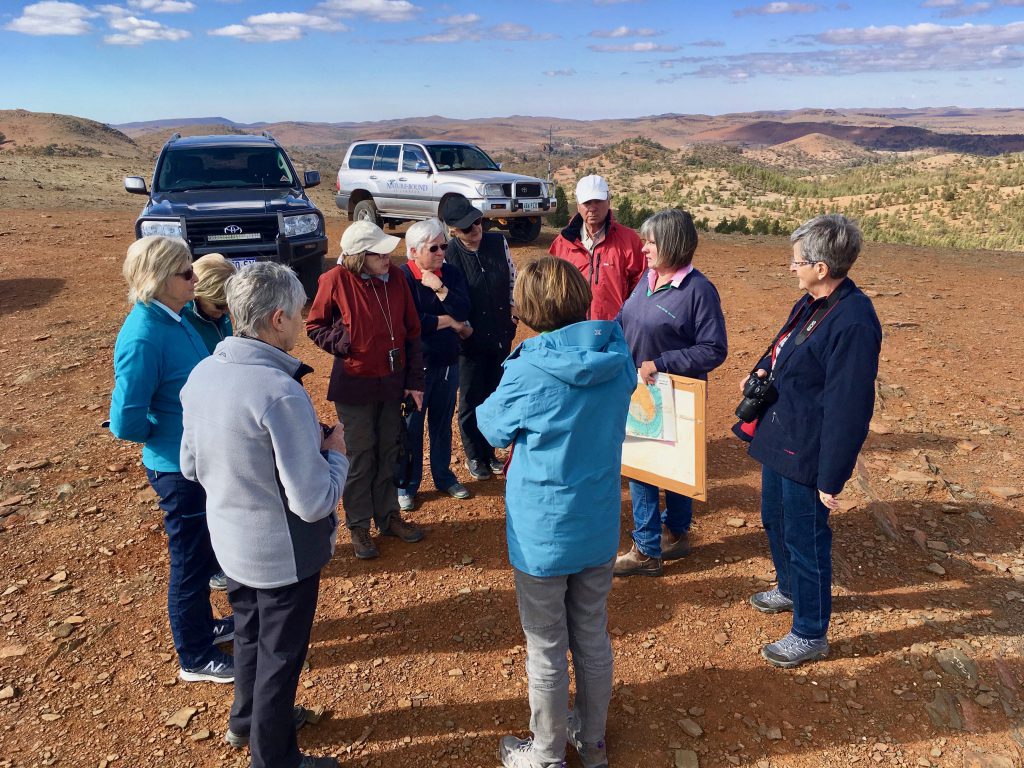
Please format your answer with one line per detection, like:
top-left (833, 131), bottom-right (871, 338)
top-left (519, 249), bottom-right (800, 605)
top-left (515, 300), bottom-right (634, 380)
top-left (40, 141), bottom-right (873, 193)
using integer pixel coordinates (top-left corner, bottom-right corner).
top-left (181, 252), bottom-right (235, 354)
top-left (477, 257), bottom-right (635, 768)
top-left (109, 236), bottom-right (233, 684)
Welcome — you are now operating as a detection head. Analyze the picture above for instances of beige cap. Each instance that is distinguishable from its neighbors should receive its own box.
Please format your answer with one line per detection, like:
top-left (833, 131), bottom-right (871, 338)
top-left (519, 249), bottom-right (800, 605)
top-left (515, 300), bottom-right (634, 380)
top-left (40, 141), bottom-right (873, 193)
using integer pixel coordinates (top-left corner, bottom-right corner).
top-left (341, 221), bottom-right (400, 256)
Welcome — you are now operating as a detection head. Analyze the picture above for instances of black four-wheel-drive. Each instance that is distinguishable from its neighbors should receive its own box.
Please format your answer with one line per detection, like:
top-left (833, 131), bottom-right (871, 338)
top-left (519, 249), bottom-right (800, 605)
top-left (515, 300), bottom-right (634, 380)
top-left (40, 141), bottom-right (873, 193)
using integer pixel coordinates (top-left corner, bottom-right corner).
top-left (125, 132), bottom-right (327, 299)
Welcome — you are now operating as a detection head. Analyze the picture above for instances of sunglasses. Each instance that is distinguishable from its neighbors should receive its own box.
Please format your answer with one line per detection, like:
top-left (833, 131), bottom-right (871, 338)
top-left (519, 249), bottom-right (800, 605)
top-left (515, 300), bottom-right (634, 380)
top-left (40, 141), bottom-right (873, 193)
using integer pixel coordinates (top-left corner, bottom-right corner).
top-left (459, 219), bottom-right (483, 235)
top-left (425, 244), bottom-right (445, 253)
top-left (174, 266), bottom-right (195, 281)
top-left (212, 303), bottom-right (228, 312)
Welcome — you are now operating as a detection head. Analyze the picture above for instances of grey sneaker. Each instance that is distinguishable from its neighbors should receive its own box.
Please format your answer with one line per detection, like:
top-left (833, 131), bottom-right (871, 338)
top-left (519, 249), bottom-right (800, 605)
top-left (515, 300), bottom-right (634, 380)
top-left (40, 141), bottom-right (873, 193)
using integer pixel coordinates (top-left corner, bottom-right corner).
top-left (209, 571), bottom-right (228, 591)
top-left (498, 736), bottom-right (566, 768)
top-left (398, 493), bottom-right (415, 512)
top-left (567, 711), bottom-right (608, 768)
top-left (761, 632), bottom-right (829, 668)
top-left (211, 616), bottom-right (234, 646)
top-left (749, 587), bottom-right (794, 614)
top-left (225, 705), bottom-right (311, 749)
top-left (488, 458), bottom-right (505, 475)
top-left (465, 459), bottom-right (492, 480)
top-left (179, 650), bottom-right (234, 683)
top-left (445, 482), bottom-right (471, 500)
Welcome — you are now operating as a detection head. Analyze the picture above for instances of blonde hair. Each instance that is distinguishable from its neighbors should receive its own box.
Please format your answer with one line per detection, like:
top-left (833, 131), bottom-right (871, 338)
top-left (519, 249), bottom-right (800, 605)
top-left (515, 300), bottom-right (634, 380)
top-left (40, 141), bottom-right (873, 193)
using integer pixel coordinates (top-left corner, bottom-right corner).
top-left (123, 236), bottom-right (192, 305)
top-left (341, 252), bottom-right (369, 275)
top-left (192, 253), bottom-right (236, 306)
top-left (513, 257), bottom-right (591, 333)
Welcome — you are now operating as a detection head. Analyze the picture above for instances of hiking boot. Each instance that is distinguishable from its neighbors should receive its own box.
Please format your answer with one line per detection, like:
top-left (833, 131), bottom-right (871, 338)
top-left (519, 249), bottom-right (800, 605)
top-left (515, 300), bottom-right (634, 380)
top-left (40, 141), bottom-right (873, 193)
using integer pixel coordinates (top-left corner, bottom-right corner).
top-left (488, 458), bottom-right (505, 475)
top-left (498, 736), bottom-right (566, 768)
top-left (397, 492), bottom-right (415, 512)
top-left (660, 527), bottom-right (691, 561)
top-left (749, 587), bottom-right (794, 614)
top-left (761, 632), bottom-right (829, 669)
top-left (179, 650), bottom-right (234, 683)
top-left (613, 543), bottom-right (662, 577)
top-left (382, 515), bottom-right (424, 543)
top-left (209, 570), bottom-right (228, 591)
top-left (567, 711), bottom-right (608, 768)
top-left (211, 616), bottom-right (235, 646)
top-left (224, 704), bottom-right (312, 749)
top-left (298, 756), bottom-right (339, 768)
top-left (465, 459), bottom-right (492, 481)
top-left (445, 482), bottom-right (471, 500)
top-left (351, 527), bottom-right (379, 560)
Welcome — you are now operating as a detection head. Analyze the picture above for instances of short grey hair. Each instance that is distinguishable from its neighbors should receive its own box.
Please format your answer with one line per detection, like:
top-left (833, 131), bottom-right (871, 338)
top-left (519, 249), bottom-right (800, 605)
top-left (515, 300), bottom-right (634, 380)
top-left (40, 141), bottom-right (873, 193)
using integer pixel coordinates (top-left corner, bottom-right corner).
top-left (123, 236), bottom-right (192, 304)
top-left (405, 218), bottom-right (447, 255)
top-left (639, 209), bottom-right (698, 270)
top-left (790, 214), bottom-right (861, 279)
top-left (225, 261), bottom-right (306, 337)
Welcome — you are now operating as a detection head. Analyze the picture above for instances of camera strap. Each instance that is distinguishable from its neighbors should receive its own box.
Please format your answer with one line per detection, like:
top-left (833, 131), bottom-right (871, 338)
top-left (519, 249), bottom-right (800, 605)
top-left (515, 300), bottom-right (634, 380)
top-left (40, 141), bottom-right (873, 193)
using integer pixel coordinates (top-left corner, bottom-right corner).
top-left (752, 288), bottom-right (843, 377)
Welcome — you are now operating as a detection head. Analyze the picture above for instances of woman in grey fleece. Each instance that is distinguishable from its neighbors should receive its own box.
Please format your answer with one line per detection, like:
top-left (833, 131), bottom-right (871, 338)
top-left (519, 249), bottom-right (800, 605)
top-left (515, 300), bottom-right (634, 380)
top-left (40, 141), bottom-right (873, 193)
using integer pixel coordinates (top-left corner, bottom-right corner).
top-left (180, 261), bottom-right (348, 768)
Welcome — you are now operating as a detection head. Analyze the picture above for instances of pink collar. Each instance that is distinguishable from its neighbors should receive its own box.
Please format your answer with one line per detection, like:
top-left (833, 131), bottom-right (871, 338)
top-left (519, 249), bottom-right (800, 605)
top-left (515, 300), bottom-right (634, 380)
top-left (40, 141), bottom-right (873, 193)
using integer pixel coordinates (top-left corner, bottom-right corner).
top-left (647, 264), bottom-right (693, 291)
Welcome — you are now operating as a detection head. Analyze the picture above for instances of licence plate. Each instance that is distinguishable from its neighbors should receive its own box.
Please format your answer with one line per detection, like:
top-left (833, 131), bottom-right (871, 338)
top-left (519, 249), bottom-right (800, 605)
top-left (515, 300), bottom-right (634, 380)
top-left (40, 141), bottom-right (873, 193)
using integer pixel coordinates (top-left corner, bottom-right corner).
top-left (228, 258), bottom-right (257, 268)
top-left (522, 201), bottom-right (539, 212)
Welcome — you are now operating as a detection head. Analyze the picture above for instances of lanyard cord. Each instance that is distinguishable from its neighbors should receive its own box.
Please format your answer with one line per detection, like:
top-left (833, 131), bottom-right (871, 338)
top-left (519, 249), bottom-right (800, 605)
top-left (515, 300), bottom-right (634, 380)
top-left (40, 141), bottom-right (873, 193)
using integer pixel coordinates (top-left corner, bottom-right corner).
top-left (369, 279), bottom-right (395, 343)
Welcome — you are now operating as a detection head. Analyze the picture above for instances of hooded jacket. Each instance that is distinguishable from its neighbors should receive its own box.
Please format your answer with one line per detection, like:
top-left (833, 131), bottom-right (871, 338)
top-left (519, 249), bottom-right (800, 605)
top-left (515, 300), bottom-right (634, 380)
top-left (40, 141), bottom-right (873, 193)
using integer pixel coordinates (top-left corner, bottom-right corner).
top-left (476, 321), bottom-right (636, 577)
top-left (180, 336), bottom-right (349, 589)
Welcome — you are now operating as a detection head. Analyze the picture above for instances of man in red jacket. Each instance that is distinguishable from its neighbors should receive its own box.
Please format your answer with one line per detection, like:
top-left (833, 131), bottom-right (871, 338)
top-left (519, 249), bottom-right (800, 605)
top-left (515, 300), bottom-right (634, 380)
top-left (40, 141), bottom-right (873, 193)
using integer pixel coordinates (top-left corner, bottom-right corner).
top-left (549, 175), bottom-right (646, 321)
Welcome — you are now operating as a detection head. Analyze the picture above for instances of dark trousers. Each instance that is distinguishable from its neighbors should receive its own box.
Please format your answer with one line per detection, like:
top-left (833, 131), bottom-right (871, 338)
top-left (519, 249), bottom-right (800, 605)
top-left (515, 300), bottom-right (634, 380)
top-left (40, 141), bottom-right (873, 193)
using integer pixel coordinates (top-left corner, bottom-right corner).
top-left (227, 572), bottom-right (320, 768)
top-left (458, 352), bottom-right (506, 464)
top-left (145, 469), bottom-right (217, 669)
top-left (400, 363), bottom-right (459, 496)
top-left (335, 400), bottom-right (401, 531)
top-left (760, 465), bottom-right (833, 639)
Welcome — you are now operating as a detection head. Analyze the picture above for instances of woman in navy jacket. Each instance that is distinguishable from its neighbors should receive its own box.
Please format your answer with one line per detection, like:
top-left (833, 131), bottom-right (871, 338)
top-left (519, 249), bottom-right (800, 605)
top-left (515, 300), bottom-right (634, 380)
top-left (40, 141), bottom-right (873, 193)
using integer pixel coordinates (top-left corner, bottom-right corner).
top-left (740, 214), bottom-right (881, 669)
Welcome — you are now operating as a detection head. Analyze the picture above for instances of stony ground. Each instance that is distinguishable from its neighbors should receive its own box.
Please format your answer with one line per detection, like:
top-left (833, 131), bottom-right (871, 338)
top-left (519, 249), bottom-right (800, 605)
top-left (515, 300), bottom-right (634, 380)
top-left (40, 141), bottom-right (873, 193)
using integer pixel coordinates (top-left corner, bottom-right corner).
top-left (1, 202), bottom-right (1022, 768)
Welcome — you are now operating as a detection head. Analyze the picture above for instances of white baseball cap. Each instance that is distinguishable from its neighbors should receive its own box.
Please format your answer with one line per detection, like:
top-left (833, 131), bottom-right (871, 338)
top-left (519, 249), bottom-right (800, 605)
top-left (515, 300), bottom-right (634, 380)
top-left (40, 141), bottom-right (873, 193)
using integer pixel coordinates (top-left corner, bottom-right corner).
top-left (575, 175), bottom-right (609, 203)
top-left (341, 221), bottom-right (400, 256)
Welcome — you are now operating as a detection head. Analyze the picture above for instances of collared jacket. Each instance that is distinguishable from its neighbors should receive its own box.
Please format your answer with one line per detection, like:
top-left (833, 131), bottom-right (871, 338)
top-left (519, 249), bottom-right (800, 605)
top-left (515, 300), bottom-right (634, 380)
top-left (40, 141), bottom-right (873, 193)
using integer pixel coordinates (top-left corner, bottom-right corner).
top-left (180, 336), bottom-right (349, 589)
top-left (445, 232), bottom-right (516, 358)
top-left (400, 261), bottom-right (471, 369)
top-left (182, 301), bottom-right (232, 354)
top-left (109, 301), bottom-right (209, 472)
top-left (306, 263), bottom-right (424, 404)
top-left (549, 211), bottom-right (646, 321)
top-left (748, 278), bottom-right (882, 495)
top-left (476, 321), bottom-right (636, 577)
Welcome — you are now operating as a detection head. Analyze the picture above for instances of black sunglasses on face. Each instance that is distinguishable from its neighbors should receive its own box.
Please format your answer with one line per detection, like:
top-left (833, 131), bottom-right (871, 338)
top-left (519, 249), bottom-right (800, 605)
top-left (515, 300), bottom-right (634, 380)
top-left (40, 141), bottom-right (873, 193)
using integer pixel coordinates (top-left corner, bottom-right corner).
top-left (175, 266), bottom-right (195, 281)
top-left (459, 219), bottom-right (482, 235)
top-left (426, 244), bottom-right (444, 253)
top-left (213, 303), bottom-right (228, 312)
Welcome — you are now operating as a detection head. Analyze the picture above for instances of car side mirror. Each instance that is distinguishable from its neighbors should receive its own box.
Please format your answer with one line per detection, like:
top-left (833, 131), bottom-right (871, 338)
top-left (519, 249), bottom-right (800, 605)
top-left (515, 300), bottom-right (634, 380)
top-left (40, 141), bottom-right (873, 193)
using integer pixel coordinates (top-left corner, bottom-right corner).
top-left (496, 162), bottom-right (502, 170)
top-left (413, 160), bottom-right (431, 173)
top-left (124, 176), bottom-right (148, 195)
top-left (303, 170), bottom-right (321, 188)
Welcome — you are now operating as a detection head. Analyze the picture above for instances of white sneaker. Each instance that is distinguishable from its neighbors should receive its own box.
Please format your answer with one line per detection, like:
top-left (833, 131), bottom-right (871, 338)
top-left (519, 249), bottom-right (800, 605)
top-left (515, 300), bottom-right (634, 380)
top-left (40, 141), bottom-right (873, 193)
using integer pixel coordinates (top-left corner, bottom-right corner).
top-left (498, 736), bottom-right (566, 768)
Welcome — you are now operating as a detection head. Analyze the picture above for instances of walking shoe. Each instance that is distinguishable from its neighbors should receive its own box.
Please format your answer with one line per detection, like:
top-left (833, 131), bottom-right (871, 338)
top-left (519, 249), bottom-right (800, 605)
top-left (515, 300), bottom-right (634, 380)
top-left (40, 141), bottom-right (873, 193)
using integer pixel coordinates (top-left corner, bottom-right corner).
top-left (209, 571), bottom-right (228, 591)
top-left (465, 459), bottom-right (492, 480)
top-left (660, 527), bottom-right (691, 561)
top-left (613, 543), bottom-right (663, 577)
top-left (211, 616), bottom-right (235, 646)
top-left (225, 704), bottom-right (311, 748)
top-left (444, 482), bottom-right (471, 500)
top-left (382, 515), bottom-right (424, 543)
top-left (179, 650), bottom-right (234, 683)
top-left (398, 492), bottom-right (415, 512)
top-left (298, 756), bottom-right (339, 768)
top-left (498, 736), bottom-right (567, 768)
top-left (749, 587), bottom-right (794, 614)
top-left (567, 711), bottom-right (608, 768)
top-left (351, 527), bottom-right (379, 560)
top-left (761, 632), bottom-right (829, 669)
top-left (488, 458), bottom-right (505, 475)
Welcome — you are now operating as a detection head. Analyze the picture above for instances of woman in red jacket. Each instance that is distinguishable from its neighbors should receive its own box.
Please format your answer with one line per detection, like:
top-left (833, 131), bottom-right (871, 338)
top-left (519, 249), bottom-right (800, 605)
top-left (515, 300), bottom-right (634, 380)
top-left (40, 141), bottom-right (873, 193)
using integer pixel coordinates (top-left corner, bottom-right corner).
top-left (306, 221), bottom-right (425, 561)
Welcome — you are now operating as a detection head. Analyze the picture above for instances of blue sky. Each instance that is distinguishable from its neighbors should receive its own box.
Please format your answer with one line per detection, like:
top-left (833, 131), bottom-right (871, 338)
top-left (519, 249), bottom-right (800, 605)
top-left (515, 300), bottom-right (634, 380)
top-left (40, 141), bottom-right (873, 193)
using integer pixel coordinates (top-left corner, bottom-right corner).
top-left (1, 0), bottom-right (1023, 124)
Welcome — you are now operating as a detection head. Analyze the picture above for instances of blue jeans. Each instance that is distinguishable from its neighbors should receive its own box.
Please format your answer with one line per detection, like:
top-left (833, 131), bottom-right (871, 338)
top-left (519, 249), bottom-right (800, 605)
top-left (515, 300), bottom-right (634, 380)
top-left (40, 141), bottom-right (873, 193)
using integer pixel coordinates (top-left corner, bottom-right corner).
top-left (146, 469), bottom-right (218, 669)
top-left (760, 465), bottom-right (832, 640)
top-left (629, 480), bottom-right (693, 559)
top-left (399, 363), bottom-right (459, 496)
top-left (513, 559), bottom-right (615, 763)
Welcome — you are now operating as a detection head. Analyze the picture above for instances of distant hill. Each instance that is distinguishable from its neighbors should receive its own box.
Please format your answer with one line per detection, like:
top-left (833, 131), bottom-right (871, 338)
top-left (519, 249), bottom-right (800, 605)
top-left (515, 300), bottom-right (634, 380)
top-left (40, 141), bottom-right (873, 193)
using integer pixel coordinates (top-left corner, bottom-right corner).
top-left (115, 116), bottom-right (240, 131)
top-left (0, 109), bottom-right (142, 159)
top-left (747, 133), bottom-right (878, 168)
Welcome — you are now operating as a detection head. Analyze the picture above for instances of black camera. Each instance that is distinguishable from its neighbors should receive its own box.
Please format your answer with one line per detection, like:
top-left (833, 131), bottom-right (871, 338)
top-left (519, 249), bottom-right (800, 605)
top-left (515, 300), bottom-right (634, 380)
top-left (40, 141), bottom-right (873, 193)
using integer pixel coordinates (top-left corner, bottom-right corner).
top-left (735, 372), bottom-right (778, 423)
top-left (387, 347), bottom-right (402, 373)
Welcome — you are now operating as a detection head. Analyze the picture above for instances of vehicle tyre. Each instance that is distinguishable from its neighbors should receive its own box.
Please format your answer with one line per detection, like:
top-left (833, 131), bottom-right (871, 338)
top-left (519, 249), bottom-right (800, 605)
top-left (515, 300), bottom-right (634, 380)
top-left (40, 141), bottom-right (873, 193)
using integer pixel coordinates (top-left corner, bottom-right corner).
top-left (507, 216), bottom-right (542, 244)
top-left (294, 255), bottom-right (324, 301)
top-left (353, 199), bottom-right (382, 227)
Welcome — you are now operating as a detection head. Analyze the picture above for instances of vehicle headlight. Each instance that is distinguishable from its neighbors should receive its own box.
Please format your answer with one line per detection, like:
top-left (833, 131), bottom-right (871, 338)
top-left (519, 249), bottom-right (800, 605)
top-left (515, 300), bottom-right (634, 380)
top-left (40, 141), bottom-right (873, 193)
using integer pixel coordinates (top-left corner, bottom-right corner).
top-left (478, 183), bottom-right (504, 197)
top-left (139, 220), bottom-right (183, 238)
top-left (283, 214), bottom-right (320, 237)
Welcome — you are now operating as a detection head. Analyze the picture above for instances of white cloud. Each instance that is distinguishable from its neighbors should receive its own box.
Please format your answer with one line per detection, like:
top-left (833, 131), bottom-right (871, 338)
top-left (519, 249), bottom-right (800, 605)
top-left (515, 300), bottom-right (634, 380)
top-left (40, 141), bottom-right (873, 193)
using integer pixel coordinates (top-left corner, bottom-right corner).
top-left (436, 13), bottom-right (480, 24)
top-left (589, 41), bottom-right (679, 52)
top-left (209, 23), bottom-right (304, 42)
top-left (104, 14), bottom-right (190, 44)
top-left (4, 1), bottom-right (96, 35)
top-left (590, 26), bottom-right (660, 38)
top-left (409, 20), bottom-right (554, 43)
top-left (733, 2), bottom-right (821, 17)
top-left (208, 9), bottom-right (347, 42)
top-left (543, 68), bottom-right (576, 76)
top-left (315, 0), bottom-right (420, 22)
top-left (244, 12), bottom-right (346, 31)
top-left (127, 0), bottom-right (195, 12)
top-left (490, 22), bottom-right (554, 41)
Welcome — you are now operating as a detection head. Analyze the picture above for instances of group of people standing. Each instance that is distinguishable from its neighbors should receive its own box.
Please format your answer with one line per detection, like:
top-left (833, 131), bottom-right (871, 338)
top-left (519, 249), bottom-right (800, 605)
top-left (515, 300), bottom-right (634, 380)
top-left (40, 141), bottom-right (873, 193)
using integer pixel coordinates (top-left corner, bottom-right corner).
top-left (108, 172), bottom-right (881, 768)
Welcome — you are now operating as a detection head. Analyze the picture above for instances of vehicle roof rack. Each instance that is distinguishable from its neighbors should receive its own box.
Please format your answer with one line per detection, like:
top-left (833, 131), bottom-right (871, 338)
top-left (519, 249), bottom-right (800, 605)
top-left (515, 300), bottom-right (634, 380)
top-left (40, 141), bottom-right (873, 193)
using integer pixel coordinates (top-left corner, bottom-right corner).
top-left (168, 132), bottom-right (181, 143)
top-left (261, 130), bottom-right (275, 141)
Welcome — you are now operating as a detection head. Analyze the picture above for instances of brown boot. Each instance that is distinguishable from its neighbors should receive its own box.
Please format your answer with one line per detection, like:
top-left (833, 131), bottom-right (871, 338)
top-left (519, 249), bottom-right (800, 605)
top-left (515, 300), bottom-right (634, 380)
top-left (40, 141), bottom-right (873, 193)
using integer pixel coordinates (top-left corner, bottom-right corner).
top-left (351, 528), bottom-right (379, 560)
top-left (660, 527), bottom-right (691, 561)
top-left (613, 543), bottom-right (662, 577)
top-left (381, 515), bottom-right (424, 543)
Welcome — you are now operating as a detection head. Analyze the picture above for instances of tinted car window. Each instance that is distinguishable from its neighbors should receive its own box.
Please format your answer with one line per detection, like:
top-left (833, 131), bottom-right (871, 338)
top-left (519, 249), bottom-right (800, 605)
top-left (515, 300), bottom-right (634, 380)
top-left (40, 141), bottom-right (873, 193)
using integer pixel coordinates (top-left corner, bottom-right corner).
top-left (348, 143), bottom-right (377, 170)
top-left (402, 145), bottom-right (429, 172)
top-left (156, 147), bottom-right (293, 192)
top-left (426, 144), bottom-right (499, 172)
top-left (373, 144), bottom-right (401, 172)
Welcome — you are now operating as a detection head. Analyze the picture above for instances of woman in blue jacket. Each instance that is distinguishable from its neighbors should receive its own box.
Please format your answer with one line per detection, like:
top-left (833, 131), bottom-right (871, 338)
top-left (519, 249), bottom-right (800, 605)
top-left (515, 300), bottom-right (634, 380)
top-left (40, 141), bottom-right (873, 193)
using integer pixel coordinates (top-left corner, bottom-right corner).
top-left (477, 257), bottom-right (636, 768)
top-left (738, 214), bottom-right (881, 669)
top-left (109, 236), bottom-right (233, 684)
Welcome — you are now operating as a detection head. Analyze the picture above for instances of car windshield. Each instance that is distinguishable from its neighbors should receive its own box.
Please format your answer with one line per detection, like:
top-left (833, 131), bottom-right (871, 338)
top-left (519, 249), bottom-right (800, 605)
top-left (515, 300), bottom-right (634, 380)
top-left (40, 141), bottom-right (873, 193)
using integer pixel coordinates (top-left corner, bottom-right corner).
top-left (155, 147), bottom-right (295, 192)
top-left (426, 145), bottom-right (500, 172)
